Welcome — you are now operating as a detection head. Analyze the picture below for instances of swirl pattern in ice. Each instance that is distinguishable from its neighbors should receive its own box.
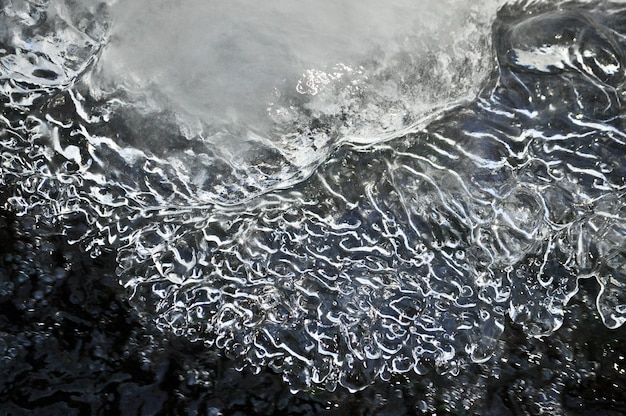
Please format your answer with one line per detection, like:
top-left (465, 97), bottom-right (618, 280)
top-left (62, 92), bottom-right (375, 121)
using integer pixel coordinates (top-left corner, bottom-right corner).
top-left (2, 0), bottom-right (626, 393)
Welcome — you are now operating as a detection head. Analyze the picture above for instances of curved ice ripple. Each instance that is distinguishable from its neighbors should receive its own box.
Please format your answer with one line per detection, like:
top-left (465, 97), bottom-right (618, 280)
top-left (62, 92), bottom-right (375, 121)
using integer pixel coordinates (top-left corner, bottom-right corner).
top-left (2, 0), bottom-right (626, 392)
top-left (0, 0), bottom-right (108, 102)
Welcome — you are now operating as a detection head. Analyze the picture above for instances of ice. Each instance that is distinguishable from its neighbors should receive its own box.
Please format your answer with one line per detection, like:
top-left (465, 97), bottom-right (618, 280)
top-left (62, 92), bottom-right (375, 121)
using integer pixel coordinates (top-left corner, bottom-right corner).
top-left (2, 0), bottom-right (626, 394)
top-left (98, 0), bottom-right (504, 137)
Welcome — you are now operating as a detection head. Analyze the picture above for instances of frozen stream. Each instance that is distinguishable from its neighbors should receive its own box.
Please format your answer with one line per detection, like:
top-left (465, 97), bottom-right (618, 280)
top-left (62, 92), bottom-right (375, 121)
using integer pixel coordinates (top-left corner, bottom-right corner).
top-left (1, 0), bottom-right (626, 407)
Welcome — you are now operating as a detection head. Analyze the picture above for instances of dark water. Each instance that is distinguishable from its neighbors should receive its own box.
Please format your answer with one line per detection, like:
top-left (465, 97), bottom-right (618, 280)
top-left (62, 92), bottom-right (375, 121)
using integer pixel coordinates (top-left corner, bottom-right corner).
top-left (1, 209), bottom-right (626, 414)
top-left (2, 0), bottom-right (626, 414)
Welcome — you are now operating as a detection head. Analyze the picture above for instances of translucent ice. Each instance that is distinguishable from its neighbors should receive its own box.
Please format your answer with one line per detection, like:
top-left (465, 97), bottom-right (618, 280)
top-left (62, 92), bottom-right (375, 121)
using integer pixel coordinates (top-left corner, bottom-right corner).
top-left (2, 0), bottom-right (626, 393)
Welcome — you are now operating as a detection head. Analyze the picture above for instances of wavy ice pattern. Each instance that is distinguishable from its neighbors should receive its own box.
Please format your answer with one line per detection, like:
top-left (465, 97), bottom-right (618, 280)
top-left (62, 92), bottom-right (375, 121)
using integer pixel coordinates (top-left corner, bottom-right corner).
top-left (2, 0), bottom-right (626, 392)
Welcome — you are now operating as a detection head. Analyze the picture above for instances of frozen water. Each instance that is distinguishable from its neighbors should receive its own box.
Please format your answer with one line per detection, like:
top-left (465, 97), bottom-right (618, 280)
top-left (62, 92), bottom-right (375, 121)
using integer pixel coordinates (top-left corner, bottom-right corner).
top-left (2, 0), bottom-right (626, 393)
top-left (88, 0), bottom-right (505, 192)
top-left (100, 0), bottom-right (501, 132)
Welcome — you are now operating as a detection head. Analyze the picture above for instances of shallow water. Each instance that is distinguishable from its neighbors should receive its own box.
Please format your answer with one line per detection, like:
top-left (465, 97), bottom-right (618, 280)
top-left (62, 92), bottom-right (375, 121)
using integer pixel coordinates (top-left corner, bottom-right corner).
top-left (2, 0), bottom-right (626, 413)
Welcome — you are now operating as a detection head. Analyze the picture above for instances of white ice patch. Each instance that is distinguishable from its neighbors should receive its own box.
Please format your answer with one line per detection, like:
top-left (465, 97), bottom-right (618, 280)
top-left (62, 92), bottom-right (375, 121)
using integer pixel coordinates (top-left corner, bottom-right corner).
top-left (511, 45), bottom-right (572, 72)
top-left (97, 0), bottom-right (506, 138)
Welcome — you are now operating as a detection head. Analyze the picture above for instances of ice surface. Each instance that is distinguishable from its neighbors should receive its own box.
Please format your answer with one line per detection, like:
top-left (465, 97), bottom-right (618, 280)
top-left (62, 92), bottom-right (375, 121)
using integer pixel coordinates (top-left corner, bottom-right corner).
top-left (2, 0), bottom-right (626, 393)
top-left (100, 0), bottom-right (501, 130)
top-left (88, 0), bottom-right (506, 187)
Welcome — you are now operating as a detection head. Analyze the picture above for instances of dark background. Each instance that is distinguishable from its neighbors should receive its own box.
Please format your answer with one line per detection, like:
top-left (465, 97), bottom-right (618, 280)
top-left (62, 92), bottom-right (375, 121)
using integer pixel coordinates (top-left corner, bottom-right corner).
top-left (1, 208), bottom-right (626, 416)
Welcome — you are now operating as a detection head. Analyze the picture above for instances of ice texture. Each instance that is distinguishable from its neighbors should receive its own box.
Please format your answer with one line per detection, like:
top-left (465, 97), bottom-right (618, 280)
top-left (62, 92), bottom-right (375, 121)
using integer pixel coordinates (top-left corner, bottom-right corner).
top-left (1, 0), bottom-right (626, 392)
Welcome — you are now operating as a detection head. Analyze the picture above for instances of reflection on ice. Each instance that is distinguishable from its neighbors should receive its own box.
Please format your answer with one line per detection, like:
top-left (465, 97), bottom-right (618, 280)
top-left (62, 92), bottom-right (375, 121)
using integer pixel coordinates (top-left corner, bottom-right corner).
top-left (1, 0), bottom-right (626, 393)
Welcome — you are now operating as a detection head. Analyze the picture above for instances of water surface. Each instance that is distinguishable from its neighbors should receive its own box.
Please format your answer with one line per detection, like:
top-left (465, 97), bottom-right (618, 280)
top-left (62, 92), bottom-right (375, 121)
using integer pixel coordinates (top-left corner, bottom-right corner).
top-left (2, 0), bottom-right (626, 413)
